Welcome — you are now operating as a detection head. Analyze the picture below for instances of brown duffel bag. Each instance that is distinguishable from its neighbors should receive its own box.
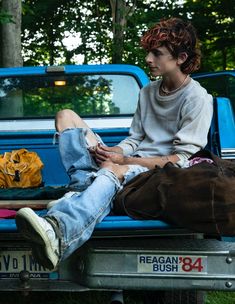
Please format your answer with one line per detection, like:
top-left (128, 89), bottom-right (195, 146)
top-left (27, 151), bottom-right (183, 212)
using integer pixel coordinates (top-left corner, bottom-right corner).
top-left (113, 150), bottom-right (235, 236)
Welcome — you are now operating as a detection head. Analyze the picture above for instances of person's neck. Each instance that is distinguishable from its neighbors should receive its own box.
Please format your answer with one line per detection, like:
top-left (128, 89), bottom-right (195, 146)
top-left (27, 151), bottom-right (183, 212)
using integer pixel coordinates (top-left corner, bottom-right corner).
top-left (160, 73), bottom-right (190, 95)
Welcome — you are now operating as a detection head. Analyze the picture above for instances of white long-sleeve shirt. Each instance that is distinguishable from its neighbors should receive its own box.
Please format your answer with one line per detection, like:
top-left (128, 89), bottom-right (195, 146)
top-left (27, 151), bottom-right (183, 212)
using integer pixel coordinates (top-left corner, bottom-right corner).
top-left (117, 78), bottom-right (213, 167)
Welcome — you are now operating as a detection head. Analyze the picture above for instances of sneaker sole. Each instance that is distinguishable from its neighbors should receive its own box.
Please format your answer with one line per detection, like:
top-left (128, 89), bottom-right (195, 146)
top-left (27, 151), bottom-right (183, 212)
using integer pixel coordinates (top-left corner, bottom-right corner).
top-left (15, 208), bottom-right (58, 270)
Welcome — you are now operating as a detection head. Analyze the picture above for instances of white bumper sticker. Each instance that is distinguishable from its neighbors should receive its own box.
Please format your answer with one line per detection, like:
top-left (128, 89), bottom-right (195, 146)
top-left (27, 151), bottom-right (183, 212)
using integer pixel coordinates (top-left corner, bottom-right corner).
top-left (137, 255), bottom-right (207, 274)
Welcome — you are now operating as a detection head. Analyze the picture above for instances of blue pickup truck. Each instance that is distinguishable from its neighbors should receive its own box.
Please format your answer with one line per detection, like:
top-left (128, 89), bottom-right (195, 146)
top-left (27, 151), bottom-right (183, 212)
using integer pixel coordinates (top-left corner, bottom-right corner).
top-left (0, 64), bottom-right (234, 304)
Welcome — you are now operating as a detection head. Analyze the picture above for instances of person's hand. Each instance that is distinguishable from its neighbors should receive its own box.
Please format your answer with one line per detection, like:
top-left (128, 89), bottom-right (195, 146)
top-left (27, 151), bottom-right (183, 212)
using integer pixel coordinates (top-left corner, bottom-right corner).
top-left (91, 144), bottom-right (125, 165)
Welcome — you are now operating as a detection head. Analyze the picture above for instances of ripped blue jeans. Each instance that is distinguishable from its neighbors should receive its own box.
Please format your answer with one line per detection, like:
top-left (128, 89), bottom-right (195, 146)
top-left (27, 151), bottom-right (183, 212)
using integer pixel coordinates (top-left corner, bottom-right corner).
top-left (47, 128), bottom-right (148, 261)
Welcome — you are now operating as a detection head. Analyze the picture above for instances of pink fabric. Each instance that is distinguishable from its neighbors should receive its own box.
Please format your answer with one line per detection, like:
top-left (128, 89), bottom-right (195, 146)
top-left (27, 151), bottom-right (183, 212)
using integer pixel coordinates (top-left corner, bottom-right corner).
top-left (188, 157), bottom-right (214, 167)
top-left (0, 209), bottom-right (17, 219)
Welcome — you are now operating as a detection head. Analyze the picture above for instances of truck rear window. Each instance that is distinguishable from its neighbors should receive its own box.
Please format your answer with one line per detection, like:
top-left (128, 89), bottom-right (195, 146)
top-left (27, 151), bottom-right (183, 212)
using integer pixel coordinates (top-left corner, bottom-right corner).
top-left (0, 74), bottom-right (140, 119)
top-left (195, 74), bottom-right (235, 111)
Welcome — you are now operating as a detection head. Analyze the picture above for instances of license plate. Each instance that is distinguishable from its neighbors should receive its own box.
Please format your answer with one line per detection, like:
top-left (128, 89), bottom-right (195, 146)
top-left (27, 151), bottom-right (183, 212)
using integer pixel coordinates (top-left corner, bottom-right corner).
top-left (0, 249), bottom-right (58, 279)
top-left (137, 254), bottom-right (207, 274)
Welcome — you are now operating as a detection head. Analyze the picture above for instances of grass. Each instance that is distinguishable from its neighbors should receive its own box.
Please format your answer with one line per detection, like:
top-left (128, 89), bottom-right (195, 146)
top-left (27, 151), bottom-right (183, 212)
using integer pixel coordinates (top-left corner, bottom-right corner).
top-left (206, 291), bottom-right (235, 304)
top-left (0, 291), bottom-right (234, 304)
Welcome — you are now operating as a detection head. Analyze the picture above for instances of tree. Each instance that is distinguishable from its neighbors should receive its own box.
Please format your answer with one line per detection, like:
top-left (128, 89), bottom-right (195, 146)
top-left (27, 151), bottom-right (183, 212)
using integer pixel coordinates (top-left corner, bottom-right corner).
top-left (22, 0), bottom-right (79, 66)
top-left (181, 0), bottom-right (235, 71)
top-left (0, 0), bottom-right (23, 118)
top-left (0, 0), bottom-right (23, 67)
top-left (110, 0), bottom-right (136, 63)
top-left (19, 0), bottom-right (234, 71)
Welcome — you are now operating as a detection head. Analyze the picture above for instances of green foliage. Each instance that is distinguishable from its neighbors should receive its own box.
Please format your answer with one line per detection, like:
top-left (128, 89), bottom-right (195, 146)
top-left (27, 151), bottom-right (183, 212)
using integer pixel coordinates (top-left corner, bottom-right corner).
top-left (180, 0), bottom-right (235, 71)
top-left (0, 74), bottom-right (119, 118)
top-left (20, 0), bottom-right (235, 72)
top-left (22, 76), bottom-right (117, 117)
top-left (0, 9), bottom-right (14, 24)
top-left (22, 0), bottom-right (80, 65)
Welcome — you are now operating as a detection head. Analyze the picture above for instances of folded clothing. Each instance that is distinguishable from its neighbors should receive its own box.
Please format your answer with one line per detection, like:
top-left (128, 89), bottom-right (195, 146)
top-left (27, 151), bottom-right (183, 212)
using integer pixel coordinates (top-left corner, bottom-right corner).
top-left (0, 186), bottom-right (69, 200)
top-left (0, 209), bottom-right (17, 218)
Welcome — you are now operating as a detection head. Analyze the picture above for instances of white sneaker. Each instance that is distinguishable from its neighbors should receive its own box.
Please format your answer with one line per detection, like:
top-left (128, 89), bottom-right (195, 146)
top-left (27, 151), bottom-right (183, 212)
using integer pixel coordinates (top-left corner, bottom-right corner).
top-left (47, 191), bottom-right (81, 209)
top-left (15, 207), bottom-right (60, 270)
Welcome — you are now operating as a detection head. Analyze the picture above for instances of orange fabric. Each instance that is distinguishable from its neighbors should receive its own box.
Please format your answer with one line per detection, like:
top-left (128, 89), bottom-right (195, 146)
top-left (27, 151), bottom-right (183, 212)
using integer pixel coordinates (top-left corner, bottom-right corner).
top-left (0, 149), bottom-right (44, 188)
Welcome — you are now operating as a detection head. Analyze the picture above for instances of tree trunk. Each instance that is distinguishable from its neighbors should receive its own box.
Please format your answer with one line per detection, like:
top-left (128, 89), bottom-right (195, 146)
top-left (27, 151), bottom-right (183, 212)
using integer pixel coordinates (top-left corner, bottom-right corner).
top-left (222, 47), bottom-right (227, 70)
top-left (0, 0), bottom-right (23, 67)
top-left (110, 0), bottom-right (136, 64)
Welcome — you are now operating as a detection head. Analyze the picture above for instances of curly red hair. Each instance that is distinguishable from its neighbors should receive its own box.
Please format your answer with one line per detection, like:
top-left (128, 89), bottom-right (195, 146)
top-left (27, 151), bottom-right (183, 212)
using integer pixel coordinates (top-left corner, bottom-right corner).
top-left (141, 18), bottom-right (201, 74)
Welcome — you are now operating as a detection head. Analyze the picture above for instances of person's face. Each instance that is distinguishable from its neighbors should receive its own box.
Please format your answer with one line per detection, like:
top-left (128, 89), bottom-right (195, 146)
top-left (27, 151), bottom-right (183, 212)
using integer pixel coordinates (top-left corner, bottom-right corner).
top-left (145, 46), bottom-right (179, 77)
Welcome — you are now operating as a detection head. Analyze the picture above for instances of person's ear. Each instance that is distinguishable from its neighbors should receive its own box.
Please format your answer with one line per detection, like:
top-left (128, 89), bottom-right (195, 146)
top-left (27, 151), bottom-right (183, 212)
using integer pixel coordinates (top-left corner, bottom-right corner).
top-left (177, 52), bottom-right (188, 65)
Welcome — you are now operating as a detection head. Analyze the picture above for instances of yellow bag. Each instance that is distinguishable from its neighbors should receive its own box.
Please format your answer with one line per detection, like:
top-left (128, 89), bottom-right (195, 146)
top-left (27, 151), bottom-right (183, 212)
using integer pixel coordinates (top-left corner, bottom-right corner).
top-left (0, 149), bottom-right (44, 188)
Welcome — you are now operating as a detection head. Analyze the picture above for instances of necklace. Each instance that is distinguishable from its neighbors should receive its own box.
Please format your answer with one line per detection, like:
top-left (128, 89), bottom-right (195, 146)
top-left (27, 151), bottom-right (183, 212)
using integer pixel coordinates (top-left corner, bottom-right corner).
top-left (160, 75), bottom-right (189, 95)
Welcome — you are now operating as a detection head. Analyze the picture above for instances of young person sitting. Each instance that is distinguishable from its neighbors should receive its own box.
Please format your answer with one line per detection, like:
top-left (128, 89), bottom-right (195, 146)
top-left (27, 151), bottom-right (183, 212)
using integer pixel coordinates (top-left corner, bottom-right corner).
top-left (16, 17), bottom-right (213, 270)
